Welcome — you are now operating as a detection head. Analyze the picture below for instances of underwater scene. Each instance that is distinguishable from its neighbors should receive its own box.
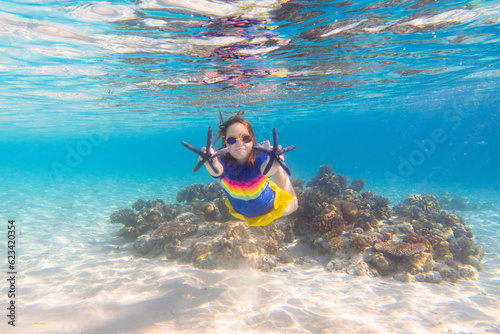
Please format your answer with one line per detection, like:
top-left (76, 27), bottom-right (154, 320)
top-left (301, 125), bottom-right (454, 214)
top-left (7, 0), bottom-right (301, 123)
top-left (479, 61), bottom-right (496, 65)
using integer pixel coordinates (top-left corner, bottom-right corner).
top-left (1, 0), bottom-right (499, 333)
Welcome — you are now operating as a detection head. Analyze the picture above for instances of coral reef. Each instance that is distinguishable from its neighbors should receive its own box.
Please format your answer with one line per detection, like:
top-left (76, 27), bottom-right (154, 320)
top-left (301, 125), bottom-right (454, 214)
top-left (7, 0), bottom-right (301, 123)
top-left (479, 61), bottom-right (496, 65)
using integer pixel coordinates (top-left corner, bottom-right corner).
top-left (110, 209), bottom-right (137, 226)
top-left (335, 200), bottom-right (358, 224)
top-left (351, 232), bottom-right (376, 253)
top-left (109, 165), bottom-right (485, 284)
top-left (306, 164), bottom-right (348, 198)
top-left (374, 240), bottom-right (427, 257)
top-left (176, 183), bottom-right (224, 203)
top-left (348, 178), bottom-right (365, 193)
top-left (151, 212), bottom-right (200, 241)
top-left (309, 206), bottom-right (345, 237)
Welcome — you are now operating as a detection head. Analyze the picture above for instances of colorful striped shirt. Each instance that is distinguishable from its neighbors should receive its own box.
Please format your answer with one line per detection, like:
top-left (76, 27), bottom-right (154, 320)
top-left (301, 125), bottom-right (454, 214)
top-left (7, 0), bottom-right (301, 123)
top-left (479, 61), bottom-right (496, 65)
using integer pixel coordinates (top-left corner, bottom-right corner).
top-left (217, 154), bottom-right (275, 218)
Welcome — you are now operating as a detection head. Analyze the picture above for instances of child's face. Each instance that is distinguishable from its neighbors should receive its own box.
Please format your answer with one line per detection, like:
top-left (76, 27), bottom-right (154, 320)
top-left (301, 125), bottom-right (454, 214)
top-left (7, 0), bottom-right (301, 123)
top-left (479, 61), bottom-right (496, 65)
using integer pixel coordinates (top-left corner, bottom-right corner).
top-left (225, 123), bottom-right (253, 164)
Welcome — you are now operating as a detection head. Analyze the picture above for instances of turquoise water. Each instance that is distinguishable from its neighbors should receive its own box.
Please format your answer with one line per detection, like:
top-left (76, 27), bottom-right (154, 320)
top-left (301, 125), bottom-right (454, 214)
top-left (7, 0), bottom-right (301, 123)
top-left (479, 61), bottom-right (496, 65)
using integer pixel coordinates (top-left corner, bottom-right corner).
top-left (1, 1), bottom-right (499, 333)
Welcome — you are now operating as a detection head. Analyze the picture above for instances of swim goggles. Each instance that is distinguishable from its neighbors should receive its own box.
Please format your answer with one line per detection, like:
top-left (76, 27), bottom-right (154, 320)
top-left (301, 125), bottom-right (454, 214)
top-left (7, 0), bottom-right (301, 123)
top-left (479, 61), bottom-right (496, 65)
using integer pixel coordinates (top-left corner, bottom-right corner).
top-left (224, 135), bottom-right (252, 145)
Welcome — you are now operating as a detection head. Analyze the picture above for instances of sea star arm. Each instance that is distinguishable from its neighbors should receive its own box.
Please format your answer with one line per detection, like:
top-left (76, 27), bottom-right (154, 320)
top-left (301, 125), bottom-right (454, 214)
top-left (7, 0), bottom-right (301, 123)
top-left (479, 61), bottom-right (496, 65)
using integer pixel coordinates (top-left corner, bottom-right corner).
top-left (253, 128), bottom-right (295, 176)
top-left (181, 126), bottom-right (229, 173)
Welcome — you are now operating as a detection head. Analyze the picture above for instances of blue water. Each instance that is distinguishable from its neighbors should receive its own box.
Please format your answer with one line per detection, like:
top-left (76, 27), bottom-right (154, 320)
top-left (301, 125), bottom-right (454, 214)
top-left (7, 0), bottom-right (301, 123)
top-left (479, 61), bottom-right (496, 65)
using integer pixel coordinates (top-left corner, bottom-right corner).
top-left (1, 0), bottom-right (499, 333)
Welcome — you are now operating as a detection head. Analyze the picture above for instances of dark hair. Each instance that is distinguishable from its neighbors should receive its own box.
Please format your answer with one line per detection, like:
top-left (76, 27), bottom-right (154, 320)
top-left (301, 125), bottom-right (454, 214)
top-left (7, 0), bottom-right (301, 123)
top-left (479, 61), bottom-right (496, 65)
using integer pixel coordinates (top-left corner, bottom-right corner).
top-left (217, 115), bottom-right (257, 168)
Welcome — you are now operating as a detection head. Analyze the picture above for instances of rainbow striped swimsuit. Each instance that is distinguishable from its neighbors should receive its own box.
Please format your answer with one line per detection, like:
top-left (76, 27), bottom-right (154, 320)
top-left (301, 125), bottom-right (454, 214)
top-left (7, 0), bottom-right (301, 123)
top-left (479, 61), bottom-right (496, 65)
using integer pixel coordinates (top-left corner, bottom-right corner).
top-left (217, 155), bottom-right (275, 218)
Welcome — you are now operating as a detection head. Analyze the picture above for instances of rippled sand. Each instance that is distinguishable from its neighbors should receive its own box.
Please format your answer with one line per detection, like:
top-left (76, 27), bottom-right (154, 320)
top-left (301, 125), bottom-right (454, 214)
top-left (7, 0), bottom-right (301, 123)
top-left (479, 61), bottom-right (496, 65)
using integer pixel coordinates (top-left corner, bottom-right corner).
top-left (1, 172), bottom-right (499, 333)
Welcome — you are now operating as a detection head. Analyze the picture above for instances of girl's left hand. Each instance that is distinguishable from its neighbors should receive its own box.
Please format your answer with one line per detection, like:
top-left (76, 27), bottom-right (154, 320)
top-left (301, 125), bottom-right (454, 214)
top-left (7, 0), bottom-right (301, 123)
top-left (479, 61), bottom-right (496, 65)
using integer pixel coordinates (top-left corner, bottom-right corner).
top-left (258, 141), bottom-right (284, 162)
top-left (257, 140), bottom-right (271, 151)
top-left (277, 145), bottom-right (284, 162)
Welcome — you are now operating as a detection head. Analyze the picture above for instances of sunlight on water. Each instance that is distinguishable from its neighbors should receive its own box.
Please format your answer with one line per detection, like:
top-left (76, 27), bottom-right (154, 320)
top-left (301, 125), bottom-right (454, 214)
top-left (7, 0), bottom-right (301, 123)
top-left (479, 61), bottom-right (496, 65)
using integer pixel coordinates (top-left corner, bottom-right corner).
top-left (0, 0), bottom-right (497, 135)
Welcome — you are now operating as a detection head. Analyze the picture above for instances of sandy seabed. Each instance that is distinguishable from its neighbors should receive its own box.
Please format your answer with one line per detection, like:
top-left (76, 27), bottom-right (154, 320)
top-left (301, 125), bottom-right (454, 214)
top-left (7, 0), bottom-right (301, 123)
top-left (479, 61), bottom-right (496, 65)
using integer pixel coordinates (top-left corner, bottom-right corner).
top-left (1, 172), bottom-right (499, 334)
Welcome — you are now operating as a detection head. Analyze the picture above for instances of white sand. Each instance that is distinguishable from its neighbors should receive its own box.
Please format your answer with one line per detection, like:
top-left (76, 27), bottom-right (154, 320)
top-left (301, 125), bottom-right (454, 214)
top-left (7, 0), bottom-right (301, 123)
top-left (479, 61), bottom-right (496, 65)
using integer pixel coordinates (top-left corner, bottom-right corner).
top-left (1, 172), bottom-right (499, 333)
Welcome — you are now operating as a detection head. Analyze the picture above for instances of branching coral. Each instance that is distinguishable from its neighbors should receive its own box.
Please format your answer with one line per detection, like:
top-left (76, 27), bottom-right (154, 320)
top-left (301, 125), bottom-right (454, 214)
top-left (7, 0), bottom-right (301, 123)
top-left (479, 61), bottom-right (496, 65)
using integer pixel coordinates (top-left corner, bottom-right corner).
top-left (310, 207), bottom-right (346, 237)
top-left (394, 194), bottom-right (441, 219)
top-left (109, 209), bottom-right (137, 226)
top-left (306, 164), bottom-right (348, 199)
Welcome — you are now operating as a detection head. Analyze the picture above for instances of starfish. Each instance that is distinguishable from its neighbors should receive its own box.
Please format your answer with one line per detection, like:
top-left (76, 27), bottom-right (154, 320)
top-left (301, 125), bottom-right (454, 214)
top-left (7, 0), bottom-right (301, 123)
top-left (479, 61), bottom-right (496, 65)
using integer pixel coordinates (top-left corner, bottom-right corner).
top-left (253, 128), bottom-right (295, 176)
top-left (181, 126), bottom-right (229, 173)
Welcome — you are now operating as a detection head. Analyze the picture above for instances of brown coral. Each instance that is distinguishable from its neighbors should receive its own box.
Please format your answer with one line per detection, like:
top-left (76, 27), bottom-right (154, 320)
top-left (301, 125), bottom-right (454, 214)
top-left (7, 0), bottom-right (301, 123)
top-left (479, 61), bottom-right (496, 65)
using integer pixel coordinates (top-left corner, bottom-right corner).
top-left (366, 252), bottom-right (393, 273)
top-left (132, 199), bottom-right (145, 211)
top-left (188, 221), bottom-right (288, 271)
top-left (371, 195), bottom-right (393, 219)
top-left (310, 207), bottom-right (346, 237)
top-left (151, 222), bottom-right (198, 240)
top-left (194, 201), bottom-right (219, 221)
top-left (403, 232), bottom-right (431, 248)
top-left (407, 252), bottom-right (435, 274)
top-left (374, 241), bottom-right (427, 257)
top-left (351, 235), bottom-right (373, 253)
top-left (335, 200), bottom-right (358, 224)
top-left (436, 211), bottom-right (462, 227)
top-left (306, 164), bottom-right (348, 199)
top-left (394, 194), bottom-right (441, 219)
top-left (115, 226), bottom-right (141, 239)
top-left (176, 183), bottom-right (224, 203)
top-left (348, 178), bottom-right (365, 193)
top-left (110, 209), bottom-right (137, 226)
top-left (354, 210), bottom-right (376, 231)
top-left (151, 212), bottom-right (202, 240)
top-left (297, 187), bottom-right (332, 219)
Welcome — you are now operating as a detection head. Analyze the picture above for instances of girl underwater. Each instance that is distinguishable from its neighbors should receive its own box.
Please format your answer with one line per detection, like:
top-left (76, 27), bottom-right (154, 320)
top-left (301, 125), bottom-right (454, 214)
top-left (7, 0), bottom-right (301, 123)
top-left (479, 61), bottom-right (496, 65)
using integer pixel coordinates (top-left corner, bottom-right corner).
top-left (199, 115), bottom-right (298, 226)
